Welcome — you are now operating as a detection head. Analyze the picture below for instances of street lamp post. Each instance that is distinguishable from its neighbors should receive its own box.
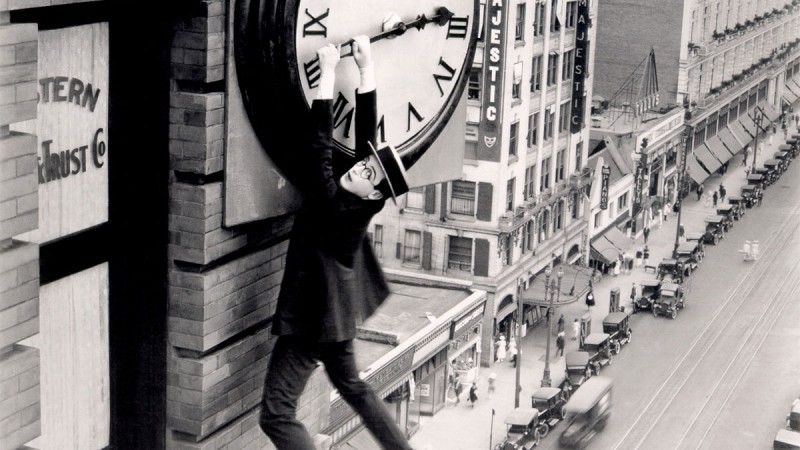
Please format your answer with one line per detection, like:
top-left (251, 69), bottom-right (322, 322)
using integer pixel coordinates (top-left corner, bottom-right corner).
top-left (514, 278), bottom-right (523, 408)
top-left (751, 110), bottom-right (764, 173)
top-left (541, 266), bottom-right (564, 387)
top-left (673, 131), bottom-right (691, 258)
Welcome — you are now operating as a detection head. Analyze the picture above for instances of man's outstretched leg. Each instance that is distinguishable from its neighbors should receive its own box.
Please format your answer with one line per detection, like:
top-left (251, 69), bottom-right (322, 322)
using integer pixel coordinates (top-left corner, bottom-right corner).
top-left (260, 336), bottom-right (320, 450)
top-left (322, 340), bottom-right (412, 450)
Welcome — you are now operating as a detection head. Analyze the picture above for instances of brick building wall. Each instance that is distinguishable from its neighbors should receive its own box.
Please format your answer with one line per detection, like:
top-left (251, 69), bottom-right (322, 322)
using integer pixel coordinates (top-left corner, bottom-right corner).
top-left (165, 2), bottom-right (331, 449)
top-left (0, 9), bottom-right (41, 450)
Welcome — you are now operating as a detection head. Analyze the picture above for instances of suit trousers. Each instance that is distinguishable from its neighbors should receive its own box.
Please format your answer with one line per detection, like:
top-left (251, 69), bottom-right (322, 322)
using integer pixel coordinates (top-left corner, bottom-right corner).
top-left (260, 335), bottom-right (412, 450)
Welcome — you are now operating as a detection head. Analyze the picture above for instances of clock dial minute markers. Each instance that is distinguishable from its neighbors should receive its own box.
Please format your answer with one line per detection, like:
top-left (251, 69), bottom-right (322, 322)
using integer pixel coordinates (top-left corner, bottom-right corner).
top-left (339, 7), bottom-right (455, 58)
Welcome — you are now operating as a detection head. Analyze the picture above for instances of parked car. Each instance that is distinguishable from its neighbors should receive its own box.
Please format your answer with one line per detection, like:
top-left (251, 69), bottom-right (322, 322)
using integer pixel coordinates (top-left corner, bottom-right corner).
top-left (633, 278), bottom-right (661, 312)
top-left (676, 241), bottom-right (703, 270)
top-left (741, 185), bottom-right (763, 207)
top-left (562, 352), bottom-right (594, 397)
top-left (602, 312), bottom-right (632, 353)
top-left (657, 258), bottom-right (689, 283)
top-left (530, 387), bottom-right (567, 437)
top-left (653, 282), bottom-right (685, 319)
top-left (764, 159), bottom-right (784, 178)
top-left (727, 197), bottom-right (747, 219)
top-left (788, 398), bottom-right (800, 431)
top-left (559, 376), bottom-right (613, 449)
top-left (774, 429), bottom-right (800, 450)
top-left (752, 167), bottom-right (775, 186)
top-left (716, 205), bottom-right (736, 229)
top-left (747, 173), bottom-right (766, 189)
top-left (703, 216), bottom-right (726, 244)
top-left (496, 408), bottom-right (542, 449)
top-left (685, 231), bottom-right (706, 245)
top-left (581, 333), bottom-right (613, 370)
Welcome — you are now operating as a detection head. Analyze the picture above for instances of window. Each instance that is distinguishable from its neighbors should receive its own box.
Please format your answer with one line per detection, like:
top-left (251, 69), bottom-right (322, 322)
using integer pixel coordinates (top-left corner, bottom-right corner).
top-left (522, 220), bottom-right (533, 253)
top-left (403, 230), bottom-right (421, 264)
top-left (718, 110), bottom-right (728, 129)
top-left (533, 2), bottom-right (545, 36)
top-left (617, 192), bottom-right (628, 209)
top-left (531, 55), bottom-right (542, 91)
top-left (373, 224), bottom-right (383, 256)
top-left (550, 0), bottom-right (560, 32)
top-left (544, 109), bottom-right (554, 140)
top-left (566, 1), bottom-right (577, 28)
top-left (510, 122), bottom-right (519, 157)
top-left (574, 141), bottom-right (583, 172)
top-left (540, 156), bottom-right (551, 190)
top-left (512, 79), bottom-right (521, 99)
top-left (468, 69), bottom-right (481, 100)
top-left (524, 165), bottom-right (536, 200)
top-left (515, 3), bottom-right (526, 41)
top-left (405, 186), bottom-right (424, 210)
top-left (506, 178), bottom-right (516, 211)
top-left (451, 180), bottom-right (477, 215)
top-left (665, 142), bottom-right (676, 168)
top-left (559, 102), bottom-right (570, 132)
top-left (502, 235), bottom-right (512, 265)
top-left (554, 200), bottom-right (563, 231)
top-left (571, 192), bottom-right (579, 218)
top-left (561, 50), bottom-right (573, 81)
top-left (539, 210), bottom-right (549, 241)
top-left (555, 148), bottom-right (566, 182)
top-left (448, 236), bottom-right (473, 271)
top-left (706, 114), bottom-right (717, 137)
top-left (547, 54), bottom-right (559, 86)
top-left (527, 112), bottom-right (539, 147)
top-left (594, 211), bottom-right (601, 227)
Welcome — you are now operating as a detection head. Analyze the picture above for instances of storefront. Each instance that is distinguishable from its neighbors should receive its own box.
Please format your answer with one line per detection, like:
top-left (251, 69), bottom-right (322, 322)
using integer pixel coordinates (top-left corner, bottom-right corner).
top-left (448, 302), bottom-right (485, 384)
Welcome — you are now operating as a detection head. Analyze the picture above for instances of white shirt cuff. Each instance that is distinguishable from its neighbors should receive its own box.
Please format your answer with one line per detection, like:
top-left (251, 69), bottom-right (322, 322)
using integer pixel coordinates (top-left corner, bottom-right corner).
top-left (315, 72), bottom-right (335, 100)
top-left (357, 64), bottom-right (376, 93)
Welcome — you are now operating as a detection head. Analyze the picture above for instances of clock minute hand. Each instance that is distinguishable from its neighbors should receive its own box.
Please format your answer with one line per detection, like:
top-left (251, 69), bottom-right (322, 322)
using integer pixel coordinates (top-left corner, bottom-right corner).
top-left (340, 7), bottom-right (455, 58)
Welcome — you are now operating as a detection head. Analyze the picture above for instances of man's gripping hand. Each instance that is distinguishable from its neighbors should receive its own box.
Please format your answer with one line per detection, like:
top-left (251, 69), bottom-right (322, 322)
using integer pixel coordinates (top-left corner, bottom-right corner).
top-left (350, 35), bottom-right (375, 93)
top-left (315, 43), bottom-right (340, 100)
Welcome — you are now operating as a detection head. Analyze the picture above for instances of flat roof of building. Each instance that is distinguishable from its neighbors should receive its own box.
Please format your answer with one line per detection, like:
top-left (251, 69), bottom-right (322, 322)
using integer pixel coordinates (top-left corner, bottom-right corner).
top-left (353, 281), bottom-right (475, 371)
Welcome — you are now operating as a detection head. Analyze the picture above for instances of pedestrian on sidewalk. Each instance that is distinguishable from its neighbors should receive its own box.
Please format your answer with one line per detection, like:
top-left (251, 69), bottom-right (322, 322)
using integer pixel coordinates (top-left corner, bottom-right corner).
top-left (452, 372), bottom-right (462, 405)
top-left (468, 383), bottom-right (478, 407)
top-left (487, 373), bottom-right (496, 399)
top-left (508, 338), bottom-right (518, 368)
top-left (643, 226), bottom-right (650, 244)
top-left (742, 146), bottom-right (749, 167)
top-left (586, 290), bottom-right (595, 308)
top-left (613, 261), bottom-right (620, 277)
top-left (556, 332), bottom-right (565, 357)
top-left (630, 282), bottom-right (637, 305)
top-left (572, 318), bottom-right (580, 341)
top-left (557, 314), bottom-right (565, 334)
top-left (719, 184), bottom-right (726, 202)
top-left (643, 246), bottom-right (650, 267)
top-left (712, 191), bottom-right (718, 207)
top-left (495, 336), bottom-right (506, 362)
top-left (696, 183), bottom-right (703, 200)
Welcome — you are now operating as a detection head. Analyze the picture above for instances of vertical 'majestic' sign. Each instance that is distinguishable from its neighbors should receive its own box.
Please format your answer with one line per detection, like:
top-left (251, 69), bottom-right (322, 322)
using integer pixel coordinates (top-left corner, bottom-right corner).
top-left (570, 0), bottom-right (589, 133)
top-left (477, 0), bottom-right (508, 162)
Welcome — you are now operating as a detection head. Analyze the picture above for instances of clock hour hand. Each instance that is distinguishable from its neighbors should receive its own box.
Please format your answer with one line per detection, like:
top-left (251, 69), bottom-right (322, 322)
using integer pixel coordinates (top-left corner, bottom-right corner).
top-left (340, 7), bottom-right (455, 58)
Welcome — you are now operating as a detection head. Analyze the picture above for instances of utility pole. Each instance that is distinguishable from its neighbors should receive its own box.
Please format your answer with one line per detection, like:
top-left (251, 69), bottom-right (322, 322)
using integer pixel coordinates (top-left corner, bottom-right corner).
top-left (673, 130), bottom-right (691, 258)
top-left (514, 279), bottom-right (523, 408)
top-left (540, 266), bottom-right (563, 387)
top-left (751, 110), bottom-right (764, 173)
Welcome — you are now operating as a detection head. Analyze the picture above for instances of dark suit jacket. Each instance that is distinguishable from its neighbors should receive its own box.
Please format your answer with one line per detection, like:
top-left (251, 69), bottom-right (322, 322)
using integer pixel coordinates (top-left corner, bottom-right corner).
top-left (272, 90), bottom-right (390, 342)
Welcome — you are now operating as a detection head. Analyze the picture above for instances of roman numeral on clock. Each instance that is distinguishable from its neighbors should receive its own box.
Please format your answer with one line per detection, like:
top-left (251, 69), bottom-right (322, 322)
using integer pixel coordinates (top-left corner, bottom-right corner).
top-left (377, 115), bottom-right (387, 143)
top-left (302, 8), bottom-right (329, 37)
top-left (303, 56), bottom-right (321, 89)
top-left (333, 92), bottom-right (355, 138)
top-left (447, 16), bottom-right (469, 39)
top-left (433, 57), bottom-right (457, 96)
top-left (407, 102), bottom-right (425, 132)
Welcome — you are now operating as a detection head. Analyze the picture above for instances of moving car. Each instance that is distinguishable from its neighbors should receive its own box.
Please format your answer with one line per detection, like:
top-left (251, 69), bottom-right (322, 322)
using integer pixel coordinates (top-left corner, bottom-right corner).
top-left (530, 387), bottom-right (567, 437)
top-left (633, 279), bottom-right (661, 312)
top-left (652, 282), bottom-right (685, 319)
top-left (559, 376), bottom-right (613, 449)
top-left (602, 312), bottom-right (632, 353)
top-left (562, 352), bottom-right (593, 397)
top-left (581, 333), bottom-right (613, 371)
top-left (703, 216), bottom-right (726, 245)
top-left (496, 408), bottom-right (542, 449)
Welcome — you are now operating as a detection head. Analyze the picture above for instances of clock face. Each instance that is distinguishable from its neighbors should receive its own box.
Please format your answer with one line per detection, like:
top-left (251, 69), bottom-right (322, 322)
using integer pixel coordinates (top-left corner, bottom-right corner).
top-left (281, 0), bottom-right (479, 157)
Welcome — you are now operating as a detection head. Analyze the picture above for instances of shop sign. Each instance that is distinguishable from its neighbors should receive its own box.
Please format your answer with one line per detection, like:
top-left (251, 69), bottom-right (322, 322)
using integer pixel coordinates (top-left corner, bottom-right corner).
top-left (476, 0), bottom-right (508, 162)
top-left (450, 302), bottom-right (486, 339)
top-left (570, 0), bottom-right (590, 133)
top-left (13, 24), bottom-right (109, 243)
top-left (420, 384), bottom-right (431, 397)
top-left (600, 165), bottom-right (610, 210)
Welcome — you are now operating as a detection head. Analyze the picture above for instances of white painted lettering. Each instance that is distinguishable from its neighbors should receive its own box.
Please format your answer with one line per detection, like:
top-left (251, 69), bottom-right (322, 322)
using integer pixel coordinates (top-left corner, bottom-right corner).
top-left (487, 106), bottom-right (497, 121)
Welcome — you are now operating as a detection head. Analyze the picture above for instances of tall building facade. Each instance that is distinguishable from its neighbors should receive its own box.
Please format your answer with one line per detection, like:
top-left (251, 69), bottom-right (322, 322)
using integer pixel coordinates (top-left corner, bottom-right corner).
top-left (594, 0), bottom-right (800, 188)
top-left (373, 0), bottom-right (599, 367)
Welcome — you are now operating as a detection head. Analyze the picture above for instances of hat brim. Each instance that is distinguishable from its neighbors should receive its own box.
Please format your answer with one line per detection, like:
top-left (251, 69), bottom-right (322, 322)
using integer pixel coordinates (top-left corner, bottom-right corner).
top-left (368, 141), bottom-right (409, 204)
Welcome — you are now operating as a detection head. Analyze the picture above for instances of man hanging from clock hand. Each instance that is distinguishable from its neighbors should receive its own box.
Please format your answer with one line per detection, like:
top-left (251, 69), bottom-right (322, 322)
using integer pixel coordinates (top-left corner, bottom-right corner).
top-left (259, 36), bottom-right (413, 450)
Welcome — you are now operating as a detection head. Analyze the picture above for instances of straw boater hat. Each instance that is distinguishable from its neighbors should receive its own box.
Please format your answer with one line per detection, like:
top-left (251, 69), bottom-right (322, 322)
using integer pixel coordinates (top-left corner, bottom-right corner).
top-left (368, 141), bottom-right (410, 204)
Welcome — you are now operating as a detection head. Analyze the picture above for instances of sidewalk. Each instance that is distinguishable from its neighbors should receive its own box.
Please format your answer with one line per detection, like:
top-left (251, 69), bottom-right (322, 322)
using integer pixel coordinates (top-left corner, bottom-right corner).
top-left (408, 117), bottom-right (799, 450)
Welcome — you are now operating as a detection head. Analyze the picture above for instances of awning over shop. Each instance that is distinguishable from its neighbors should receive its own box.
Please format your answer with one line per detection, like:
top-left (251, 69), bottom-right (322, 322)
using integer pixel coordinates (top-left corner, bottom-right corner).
top-left (739, 114), bottom-right (758, 137)
top-left (694, 144), bottom-right (722, 174)
top-left (729, 120), bottom-right (753, 143)
top-left (785, 90), bottom-right (799, 105)
top-left (520, 264), bottom-right (593, 306)
top-left (788, 80), bottom-right (800, 98)
top-left (686, 155), bottom-right (711, 185)
top-left (718, 127), bottom-right (743, 154)
top-left (705, 135), bottom-right (734, 162)
top-left (757, 103), bottom-right (780, 123)
top-left (589, 225), bottom-right (632, 265)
